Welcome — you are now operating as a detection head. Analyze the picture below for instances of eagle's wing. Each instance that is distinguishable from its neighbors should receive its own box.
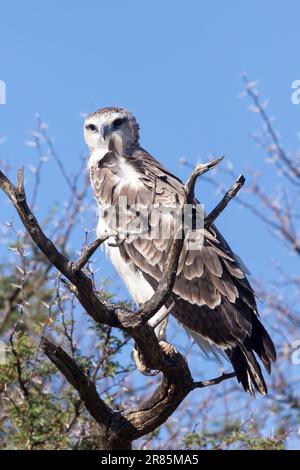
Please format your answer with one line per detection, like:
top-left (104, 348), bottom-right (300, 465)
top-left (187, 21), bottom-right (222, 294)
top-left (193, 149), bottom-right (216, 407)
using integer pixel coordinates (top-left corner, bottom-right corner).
top-left (90, 147), bottom-right (276, 394)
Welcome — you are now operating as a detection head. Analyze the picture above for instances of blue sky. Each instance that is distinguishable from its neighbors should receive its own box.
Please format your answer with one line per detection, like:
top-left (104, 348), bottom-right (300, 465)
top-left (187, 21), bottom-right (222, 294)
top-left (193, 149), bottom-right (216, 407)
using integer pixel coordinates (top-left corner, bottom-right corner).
top-left (1, 1), bottom-right (300, 280)
top-left (0, 1), bottom-right (299, 333)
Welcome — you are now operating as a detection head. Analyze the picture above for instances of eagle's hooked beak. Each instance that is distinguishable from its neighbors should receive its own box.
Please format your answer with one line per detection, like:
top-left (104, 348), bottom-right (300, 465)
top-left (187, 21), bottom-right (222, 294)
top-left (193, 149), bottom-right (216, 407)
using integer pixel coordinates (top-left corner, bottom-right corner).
top-left (101, 124), bottom-right (110, 141)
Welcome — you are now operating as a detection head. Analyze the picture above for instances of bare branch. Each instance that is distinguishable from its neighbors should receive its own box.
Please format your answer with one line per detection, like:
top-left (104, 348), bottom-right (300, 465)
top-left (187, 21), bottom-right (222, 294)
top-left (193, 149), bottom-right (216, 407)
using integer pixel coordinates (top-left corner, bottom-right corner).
top-left (185, 156), bottom-right (224, 203)
top-left (71, 237), bottom-right (108, 273)
top-left (193, 372), bottom-right (236, 389)
top-left (242, 74), bottom-right (300, 185)
top-left (205, 174), bottom-right (245, 227)
top-left (41, 337), bottom-right (131, 449)
top-left (0, 168), bottom-right (117, 327)
top-left (41, 337), bottom-right (113, 425)
top-left (0, 160), bottom-right (241, 450)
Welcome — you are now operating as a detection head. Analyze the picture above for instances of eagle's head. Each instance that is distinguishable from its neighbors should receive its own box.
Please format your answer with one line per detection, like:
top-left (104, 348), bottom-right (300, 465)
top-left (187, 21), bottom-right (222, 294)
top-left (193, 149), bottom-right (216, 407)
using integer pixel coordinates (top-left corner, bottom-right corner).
top-left (84, 107), bottom-right (140, 160)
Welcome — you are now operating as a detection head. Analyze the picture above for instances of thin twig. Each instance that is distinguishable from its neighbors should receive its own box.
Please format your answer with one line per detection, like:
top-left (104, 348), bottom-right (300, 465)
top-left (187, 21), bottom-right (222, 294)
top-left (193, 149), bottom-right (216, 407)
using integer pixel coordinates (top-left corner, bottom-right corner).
top-left (205, 174), bottom-right (245, 227)
top-left (185, 156), bottom-right (224, 203)
top-left (72, 237), bottom-right (108, 273)
top-left (193, 372), bottom-right (236, 389)
top-left (242, 75), bottom-right (300, 185)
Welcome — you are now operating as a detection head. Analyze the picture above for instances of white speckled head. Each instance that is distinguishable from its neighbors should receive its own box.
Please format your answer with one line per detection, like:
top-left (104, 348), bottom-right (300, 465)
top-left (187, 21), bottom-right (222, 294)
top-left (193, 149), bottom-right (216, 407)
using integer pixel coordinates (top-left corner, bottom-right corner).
top-left (84, 107), bottom-right (140, 167)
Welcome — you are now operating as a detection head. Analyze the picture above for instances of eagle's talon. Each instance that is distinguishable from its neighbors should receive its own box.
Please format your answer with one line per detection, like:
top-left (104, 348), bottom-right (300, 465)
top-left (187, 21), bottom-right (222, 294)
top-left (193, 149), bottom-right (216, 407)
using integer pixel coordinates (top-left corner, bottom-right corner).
top-left (131, 346), bottom-right (159, 376)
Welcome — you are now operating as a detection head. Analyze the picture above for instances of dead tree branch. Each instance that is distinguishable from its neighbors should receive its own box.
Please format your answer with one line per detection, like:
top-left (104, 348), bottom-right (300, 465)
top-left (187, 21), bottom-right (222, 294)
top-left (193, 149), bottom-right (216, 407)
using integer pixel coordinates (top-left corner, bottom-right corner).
top-left (193, 372), bottom-right (236, 389)
top-left (205, 174), bottom-right (245, 227)
top-left (40, 337), bottom-right (121, 448)
top-left (0, 158), bottom-right (238, 450)
top-left (185, 156), bottom-right (224, 203)
top-left (71, 236), bottom-right (109, 273)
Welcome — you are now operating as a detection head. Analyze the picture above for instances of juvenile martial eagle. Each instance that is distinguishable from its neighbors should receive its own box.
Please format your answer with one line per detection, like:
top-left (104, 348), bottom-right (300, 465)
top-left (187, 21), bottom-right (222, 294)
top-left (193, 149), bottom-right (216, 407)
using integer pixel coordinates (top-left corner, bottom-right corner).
top-left (84, 107), bottom-right (276, 394)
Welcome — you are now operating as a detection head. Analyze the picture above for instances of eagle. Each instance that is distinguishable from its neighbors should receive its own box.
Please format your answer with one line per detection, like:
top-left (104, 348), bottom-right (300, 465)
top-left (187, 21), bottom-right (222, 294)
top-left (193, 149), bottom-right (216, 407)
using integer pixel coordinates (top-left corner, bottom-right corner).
top-left (84, 107), bottom-right (276, 395)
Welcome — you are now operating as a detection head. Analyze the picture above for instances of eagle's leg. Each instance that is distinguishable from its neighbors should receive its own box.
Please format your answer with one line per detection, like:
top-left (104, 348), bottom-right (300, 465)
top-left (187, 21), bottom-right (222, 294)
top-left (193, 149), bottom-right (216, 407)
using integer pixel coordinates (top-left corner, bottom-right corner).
top-left (131, 347), bottom-right (159, 376)
top-left (148, 301), bottom-right (174, 335)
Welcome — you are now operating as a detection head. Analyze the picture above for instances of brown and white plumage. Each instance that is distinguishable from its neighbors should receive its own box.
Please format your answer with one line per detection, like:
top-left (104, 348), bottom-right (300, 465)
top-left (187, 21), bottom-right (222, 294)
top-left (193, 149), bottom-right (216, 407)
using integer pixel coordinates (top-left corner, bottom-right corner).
top-left (84, 107), bottom-right (276, 394)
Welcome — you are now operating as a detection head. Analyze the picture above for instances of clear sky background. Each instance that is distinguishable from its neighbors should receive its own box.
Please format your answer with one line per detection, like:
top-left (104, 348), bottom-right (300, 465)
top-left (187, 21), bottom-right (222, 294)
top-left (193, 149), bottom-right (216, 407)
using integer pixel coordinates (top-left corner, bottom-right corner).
top-left (0, 1), bottom-right (300, 427)
top-left (1, 0), bottom-right (300, 280)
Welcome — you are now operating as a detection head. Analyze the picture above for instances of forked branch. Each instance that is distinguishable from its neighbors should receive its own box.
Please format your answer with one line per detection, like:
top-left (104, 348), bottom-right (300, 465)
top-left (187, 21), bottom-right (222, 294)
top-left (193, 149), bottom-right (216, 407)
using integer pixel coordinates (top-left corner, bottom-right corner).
top-left (0, 157), bottom-right (240, 450)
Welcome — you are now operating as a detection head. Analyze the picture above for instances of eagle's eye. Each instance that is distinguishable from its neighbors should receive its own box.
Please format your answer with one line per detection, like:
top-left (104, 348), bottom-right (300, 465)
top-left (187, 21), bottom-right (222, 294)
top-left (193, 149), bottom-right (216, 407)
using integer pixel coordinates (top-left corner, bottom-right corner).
top-left (112, 118), bottom-right (125, 128)
top-left (86, 124), bottom-right (97, 132)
